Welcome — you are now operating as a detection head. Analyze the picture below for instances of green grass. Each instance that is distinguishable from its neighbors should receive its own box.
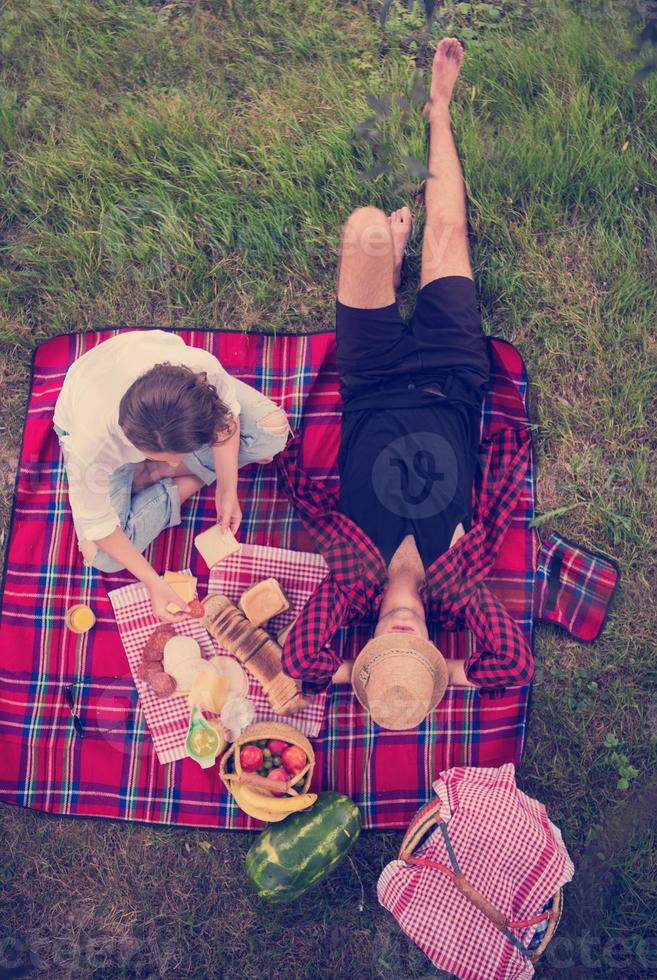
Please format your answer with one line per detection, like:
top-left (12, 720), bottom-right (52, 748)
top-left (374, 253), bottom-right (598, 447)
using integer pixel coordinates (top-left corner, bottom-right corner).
top-left (1, 0), bottom-right (657, 976)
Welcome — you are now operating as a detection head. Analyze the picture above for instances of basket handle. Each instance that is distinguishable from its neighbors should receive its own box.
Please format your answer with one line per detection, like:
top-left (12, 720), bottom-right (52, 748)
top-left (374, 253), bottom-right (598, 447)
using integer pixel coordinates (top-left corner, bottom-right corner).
top-left (400, 799), bottom-right (546, 934)
top-left (399, 797), bottom-right (557, 953)
top-left (399, 797), bottom-right (444, 859)
top-left (403, 856), bottom-right (509, 932)
top-left (453, 870), bottom-right (508, 931)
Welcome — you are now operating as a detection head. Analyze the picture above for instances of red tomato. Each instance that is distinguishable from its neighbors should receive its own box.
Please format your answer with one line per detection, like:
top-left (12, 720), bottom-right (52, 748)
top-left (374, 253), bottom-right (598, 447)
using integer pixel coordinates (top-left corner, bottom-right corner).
top-left (267, 767), bottom-right (289, 797)
top-left (281, 744), bottom-right (307, 775)
top-left (240, 745), bottom-right (263, 772)
top-left (267, 739), bottom-right (289, 754)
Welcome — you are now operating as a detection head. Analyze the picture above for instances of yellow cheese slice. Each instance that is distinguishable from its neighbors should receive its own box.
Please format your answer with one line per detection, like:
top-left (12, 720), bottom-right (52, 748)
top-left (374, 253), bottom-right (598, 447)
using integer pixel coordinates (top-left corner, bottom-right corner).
top-left (164, 572), bottom-right (197, 591)
top-left (187, 670), bottom-right (230, 714)
top-left (164, 572), bottom-right (197, 612)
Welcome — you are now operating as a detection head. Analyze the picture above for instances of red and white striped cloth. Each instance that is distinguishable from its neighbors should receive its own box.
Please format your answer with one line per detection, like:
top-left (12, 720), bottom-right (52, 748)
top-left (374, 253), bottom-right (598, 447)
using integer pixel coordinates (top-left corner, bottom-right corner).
top-left (108, 544), bottom-right (329, 764)
top-left (377, 764), bottom-right (574, 980)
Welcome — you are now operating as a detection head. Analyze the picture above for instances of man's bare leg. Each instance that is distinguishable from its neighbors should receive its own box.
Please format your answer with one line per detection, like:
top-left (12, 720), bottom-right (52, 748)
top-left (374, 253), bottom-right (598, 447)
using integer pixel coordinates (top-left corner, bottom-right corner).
top-left (337, 205), bottom-right (412, 307)
top-left (421, 37), bottom-right (473, 287)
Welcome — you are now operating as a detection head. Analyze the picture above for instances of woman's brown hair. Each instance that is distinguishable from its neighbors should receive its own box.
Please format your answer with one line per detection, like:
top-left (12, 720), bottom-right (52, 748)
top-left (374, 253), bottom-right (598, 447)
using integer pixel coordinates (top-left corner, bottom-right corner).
top-left (118, 363), bottom-right (236, 453)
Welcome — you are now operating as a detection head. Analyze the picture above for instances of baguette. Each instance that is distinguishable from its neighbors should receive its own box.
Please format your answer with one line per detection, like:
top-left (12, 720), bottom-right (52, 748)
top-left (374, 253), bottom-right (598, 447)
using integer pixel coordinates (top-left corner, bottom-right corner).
top-left (202, 593), bottom-right (307, 716)
top-left (204, 600), bottom-right (271, 667)
top-left (263, 671), bottom-right (309, 716)
top-left (277, 690), bottom-right (311, 716)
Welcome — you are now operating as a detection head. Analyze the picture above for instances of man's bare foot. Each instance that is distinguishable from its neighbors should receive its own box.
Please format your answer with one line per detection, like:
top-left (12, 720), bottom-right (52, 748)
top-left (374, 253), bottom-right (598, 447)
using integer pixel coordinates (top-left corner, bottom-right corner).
top-left (388, 206), bottom-right (412, 290)
top-left (426, 36), bottom-right (463, 115)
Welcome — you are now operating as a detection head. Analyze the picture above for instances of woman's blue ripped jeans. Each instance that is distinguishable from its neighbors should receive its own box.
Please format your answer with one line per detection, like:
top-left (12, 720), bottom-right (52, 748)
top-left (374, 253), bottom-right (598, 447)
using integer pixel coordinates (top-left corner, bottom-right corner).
top-left (55, 377), bottom-right (290, 573)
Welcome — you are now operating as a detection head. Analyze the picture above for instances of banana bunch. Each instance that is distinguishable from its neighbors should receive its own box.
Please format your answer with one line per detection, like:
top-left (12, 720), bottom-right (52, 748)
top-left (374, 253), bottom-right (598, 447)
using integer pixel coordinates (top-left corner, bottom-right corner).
top-left (231, 781), bottom-right (317, 823)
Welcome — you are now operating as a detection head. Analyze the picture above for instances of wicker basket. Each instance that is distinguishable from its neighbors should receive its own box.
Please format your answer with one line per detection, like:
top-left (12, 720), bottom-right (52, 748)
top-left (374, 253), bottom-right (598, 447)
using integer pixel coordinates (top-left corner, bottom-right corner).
top-left (399, 797), bottom-right (564, 965)
top-left (220, 721), bottom-right (315, 815)
top-left (528, 887), bottom-right (563, 963)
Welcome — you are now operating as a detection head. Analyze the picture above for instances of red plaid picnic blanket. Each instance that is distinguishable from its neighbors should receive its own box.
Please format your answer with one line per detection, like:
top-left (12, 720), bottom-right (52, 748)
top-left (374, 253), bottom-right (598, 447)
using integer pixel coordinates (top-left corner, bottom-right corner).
top-left (378, 764), bottom-right (574, 979)
top-left (107, 547), bottom-right (329, 764)
top-left (0, 328), bottom-right (533, 830)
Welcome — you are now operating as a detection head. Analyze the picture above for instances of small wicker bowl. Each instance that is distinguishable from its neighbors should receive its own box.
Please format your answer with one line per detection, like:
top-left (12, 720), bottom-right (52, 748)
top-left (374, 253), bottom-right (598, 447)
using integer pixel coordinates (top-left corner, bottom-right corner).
top-left (219, 721), bottom-right (315, 806)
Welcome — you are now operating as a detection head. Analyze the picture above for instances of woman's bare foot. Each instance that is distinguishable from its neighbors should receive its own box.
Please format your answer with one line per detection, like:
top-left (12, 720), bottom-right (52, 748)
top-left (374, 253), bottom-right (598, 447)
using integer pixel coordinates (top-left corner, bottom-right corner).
top-left (132, 460), bottom-right (165, 490)
top-left (426, 36), bottom-right (463, 115)
top-left (388, 206), bottom-right (412, 290)
top-left (133, 460), bottom-right (197, 490)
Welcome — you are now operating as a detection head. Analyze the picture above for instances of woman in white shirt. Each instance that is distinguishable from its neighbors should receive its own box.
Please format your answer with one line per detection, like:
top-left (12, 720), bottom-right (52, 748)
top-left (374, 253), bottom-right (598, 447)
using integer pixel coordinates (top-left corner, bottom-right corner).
top-left (53, 330), bottom-right (289, 620)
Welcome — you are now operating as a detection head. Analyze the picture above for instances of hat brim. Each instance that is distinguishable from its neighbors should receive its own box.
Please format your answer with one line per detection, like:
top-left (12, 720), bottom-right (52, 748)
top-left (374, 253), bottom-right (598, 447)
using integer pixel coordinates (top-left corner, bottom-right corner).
top-left (351, 632), bottom-right (449, 730)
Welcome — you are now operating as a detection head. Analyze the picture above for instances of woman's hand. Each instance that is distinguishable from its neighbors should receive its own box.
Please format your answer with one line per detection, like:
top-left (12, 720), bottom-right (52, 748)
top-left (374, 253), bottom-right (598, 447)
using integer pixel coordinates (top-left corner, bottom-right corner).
top-left (215, 486), bottom-right (242, 534)
top-left (147, 576), bottom-right (190, 623)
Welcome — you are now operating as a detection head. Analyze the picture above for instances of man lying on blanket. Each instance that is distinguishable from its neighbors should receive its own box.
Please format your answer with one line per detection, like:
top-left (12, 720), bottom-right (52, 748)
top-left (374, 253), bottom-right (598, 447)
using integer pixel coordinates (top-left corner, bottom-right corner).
top-left (277, 38), bottom-right (534, 730)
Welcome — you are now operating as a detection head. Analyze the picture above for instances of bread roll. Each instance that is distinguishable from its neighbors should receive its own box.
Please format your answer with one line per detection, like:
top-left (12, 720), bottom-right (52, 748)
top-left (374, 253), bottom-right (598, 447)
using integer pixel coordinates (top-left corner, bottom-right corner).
top-left (239, 578), bottom-right (290, 627)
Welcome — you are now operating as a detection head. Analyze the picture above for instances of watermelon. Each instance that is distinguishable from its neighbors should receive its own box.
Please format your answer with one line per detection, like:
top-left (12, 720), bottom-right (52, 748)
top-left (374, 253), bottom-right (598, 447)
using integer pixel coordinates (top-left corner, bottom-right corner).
top-left (245, 792), bottom-right (361, 903)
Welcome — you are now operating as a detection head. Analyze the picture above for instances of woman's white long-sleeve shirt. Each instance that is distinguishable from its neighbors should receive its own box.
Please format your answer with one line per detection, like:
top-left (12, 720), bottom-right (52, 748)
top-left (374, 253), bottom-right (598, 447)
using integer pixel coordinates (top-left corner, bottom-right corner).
top-left (53, 330), bottom-right (240, 542)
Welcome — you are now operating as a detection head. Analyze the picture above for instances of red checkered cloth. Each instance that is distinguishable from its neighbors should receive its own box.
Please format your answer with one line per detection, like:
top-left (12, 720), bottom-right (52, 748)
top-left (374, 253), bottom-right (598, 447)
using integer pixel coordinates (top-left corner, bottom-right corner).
top-left (377, 764), bottom-right (574, 980)
top-left (107, 547), bottom-right (329, 763)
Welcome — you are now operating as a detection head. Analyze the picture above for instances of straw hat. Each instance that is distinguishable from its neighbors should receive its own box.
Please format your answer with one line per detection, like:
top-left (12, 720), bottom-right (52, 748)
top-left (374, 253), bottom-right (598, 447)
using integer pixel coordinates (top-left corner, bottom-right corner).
top-left (351, 633), bottom-right (449, 731)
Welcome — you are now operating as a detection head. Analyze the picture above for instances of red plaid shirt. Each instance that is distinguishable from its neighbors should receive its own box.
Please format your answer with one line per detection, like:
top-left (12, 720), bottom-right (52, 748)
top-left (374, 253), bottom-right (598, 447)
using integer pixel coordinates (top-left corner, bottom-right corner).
top-left (276, 421), bottom-right (534, 695)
